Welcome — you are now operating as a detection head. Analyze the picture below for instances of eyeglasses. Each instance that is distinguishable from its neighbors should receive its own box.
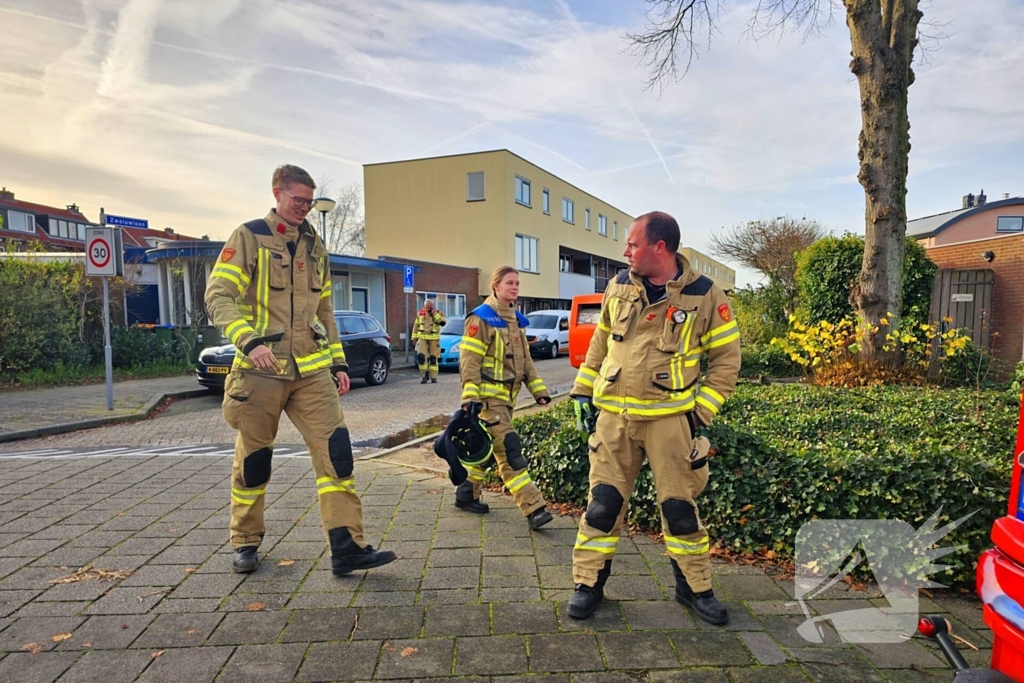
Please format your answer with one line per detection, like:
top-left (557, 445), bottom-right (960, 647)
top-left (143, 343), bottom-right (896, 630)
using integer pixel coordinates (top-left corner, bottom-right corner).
top-left (281, 190), bottom-right (315, 210)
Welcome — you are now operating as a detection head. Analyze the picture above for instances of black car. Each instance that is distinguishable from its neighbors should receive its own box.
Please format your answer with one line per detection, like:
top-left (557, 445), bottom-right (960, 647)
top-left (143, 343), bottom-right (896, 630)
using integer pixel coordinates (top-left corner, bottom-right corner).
top-left (197, 311), bottom-right (392, 389)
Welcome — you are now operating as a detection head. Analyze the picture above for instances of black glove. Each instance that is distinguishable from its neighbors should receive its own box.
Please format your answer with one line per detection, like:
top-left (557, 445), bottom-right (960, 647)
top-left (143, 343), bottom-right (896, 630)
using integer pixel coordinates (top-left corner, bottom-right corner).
top-left (463, 401), bottom-right (484, 421)
top-left (686, 411), bottom-right (703, 439)
top-left (572, 396), bottom-right (598, 434)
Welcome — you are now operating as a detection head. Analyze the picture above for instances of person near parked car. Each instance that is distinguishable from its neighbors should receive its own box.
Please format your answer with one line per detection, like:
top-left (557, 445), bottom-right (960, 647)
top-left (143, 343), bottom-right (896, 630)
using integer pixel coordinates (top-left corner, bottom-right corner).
top-left (456, 265), bottom-right (555, 530)
top-left (567, 211), bottom-right (740, 623)
top-left (412, 299), bottom-right (445, 384)
top-left (204, 164), bottom-right (396, 577)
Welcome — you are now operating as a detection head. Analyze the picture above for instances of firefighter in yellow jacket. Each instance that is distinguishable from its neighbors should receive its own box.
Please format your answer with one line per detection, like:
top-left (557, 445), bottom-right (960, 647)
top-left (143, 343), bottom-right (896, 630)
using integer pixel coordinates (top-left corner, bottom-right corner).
top-left (413, 299), bottom-right (445, 383)
top-left (567, 211), bottom-right (740, 624)
top-left (457, 266), bottom-right (554, 530)
top-left (205, 164), bottom-right (396, 576)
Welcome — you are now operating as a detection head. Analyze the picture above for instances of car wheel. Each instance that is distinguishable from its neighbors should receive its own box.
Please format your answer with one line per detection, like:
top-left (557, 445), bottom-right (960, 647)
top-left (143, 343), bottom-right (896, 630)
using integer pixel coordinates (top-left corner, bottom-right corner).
top-left (365, 354), bottom-right (389, 386)
top-left (549, 342), bottom-right (559, 360)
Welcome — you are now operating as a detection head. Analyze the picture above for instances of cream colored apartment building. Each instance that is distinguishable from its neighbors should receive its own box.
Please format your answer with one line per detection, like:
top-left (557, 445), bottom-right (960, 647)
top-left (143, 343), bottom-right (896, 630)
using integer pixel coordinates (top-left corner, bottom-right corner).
top-left (680, 247), bottom-right (736, 292)
top-left (364, 150), bottom-right (634, 310)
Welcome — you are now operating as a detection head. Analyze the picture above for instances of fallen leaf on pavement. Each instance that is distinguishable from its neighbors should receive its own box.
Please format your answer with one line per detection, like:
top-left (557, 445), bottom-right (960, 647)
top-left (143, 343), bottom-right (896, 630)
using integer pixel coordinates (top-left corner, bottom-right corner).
top-left (20, 643), bottom-right (44, 654)
top-left (151, 650), bottom-right (165, 659)
top-left (187, 630), bottom-right (196, 635)
top-left (277, 559), bottom-right (295, 567)
top-left (51, 566), bottom-right (133, 584)
top-left (137, 589), bottom-right (170, 603)
top-left (184, 568), bottom-right (196, 574)
top-left (82, 642), bottom-right (92, 648)
top-left (169, 528), bottom-right (179, 533)
top-left (400, 647), bottom-right (418, 657)
top-left (247, 602), bottom-right (266, 611)
top-left (51, 633), bottom-right (73, 643)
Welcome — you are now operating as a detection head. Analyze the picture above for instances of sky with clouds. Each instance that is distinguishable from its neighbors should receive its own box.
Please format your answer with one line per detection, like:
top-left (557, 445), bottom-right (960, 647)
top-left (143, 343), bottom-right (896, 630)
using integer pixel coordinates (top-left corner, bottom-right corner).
top-left (1, 0), bottom-right (1022, 286)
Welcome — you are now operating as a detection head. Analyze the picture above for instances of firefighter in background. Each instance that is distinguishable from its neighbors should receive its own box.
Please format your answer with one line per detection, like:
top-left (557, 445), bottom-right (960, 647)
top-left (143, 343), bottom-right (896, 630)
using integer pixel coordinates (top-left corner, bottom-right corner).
top-left (567, 211), bottom-right (740, 624)
top-left (205, 164), bottom-right (396, 577)
top-left (457, 266), bottom-right (555, 530)
top-left (413, 299), bottom-right (445, 383)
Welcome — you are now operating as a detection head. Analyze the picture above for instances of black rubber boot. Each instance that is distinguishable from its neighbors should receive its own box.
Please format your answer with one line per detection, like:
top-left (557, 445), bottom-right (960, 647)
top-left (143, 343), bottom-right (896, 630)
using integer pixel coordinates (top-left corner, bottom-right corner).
top-left (527, 506), bottom-right (553, 530)
top-left (421, 375), bottom-right (429, 384)
top-left (332, 545), bottom-right (398, 576)
top-left (455, 481), bottom-right (489, 514)
top-left (431, 378), bottom-right (437, 383)
top-left (568, 560), bottom-right (612, 620)
top-left (673, 559), bottom-right (728, 625)
top-left (232, 546), bottom-right (259, 574)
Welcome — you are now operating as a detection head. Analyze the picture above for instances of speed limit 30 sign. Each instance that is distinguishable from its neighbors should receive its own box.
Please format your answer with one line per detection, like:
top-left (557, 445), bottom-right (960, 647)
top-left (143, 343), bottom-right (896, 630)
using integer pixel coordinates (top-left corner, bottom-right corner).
top-left (86, 228), bottom-right (116, 276)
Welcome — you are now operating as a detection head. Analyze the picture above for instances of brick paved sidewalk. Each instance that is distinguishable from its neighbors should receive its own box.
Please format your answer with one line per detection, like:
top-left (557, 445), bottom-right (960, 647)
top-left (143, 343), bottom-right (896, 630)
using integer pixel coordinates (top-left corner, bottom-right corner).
top-left (0, 452), bottom-right (987, 682)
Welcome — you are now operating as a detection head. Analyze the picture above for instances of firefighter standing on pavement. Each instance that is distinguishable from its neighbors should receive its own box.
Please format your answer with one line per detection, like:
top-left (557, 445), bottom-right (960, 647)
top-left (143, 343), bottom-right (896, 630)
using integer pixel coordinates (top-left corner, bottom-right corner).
top-left (457, 266), bottom-right (555, 530)
top-left (205, 164), bottom-right (396, 577)
top-left (567, 212), bottom-right (740, 624)
top-left (413, 299), bottom-right (445, 383)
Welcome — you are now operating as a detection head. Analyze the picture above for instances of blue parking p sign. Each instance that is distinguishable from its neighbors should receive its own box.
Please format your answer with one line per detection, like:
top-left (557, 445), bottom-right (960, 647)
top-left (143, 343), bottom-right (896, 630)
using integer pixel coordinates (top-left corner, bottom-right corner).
top-left (403, 266), bottom-right (414, 293)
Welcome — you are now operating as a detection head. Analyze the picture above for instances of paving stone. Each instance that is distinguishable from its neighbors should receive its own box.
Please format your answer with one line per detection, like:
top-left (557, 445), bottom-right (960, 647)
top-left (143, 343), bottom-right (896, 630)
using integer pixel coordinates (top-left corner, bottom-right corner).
top-left (670, 630), bottom-right (755, 666)
top-left (482, 587), bottom-right (542, 602)
top-left (0, 651), bottom-right (79, 683)
top-left (484, 537), bottom-right (534, 556)
top-left (421, 566), bottom-right (480, 590)
top-left (216, 643), bottom-right (307, 683)
top-left (492, 602), bottom-right (559, 635)
top-left (456, 634), bottom-right (528, 675)
top-left (483, 573), bottom-right (540, 588)
top-left (424, 604), bottom-right (491, 637)
top-left (527, 633), bottom-right (603, 672)
top-left (135, 645), bottom-right (233, 683)
top-left (621, 600), bottom-right (695, 630)
top-left (740, 630), bottom-right (789, 665)
top-left (747, 600), bottom-right (809, 616)
top-left (133, 613), bottom-right (223, 648)
top-left (491, 675), bottom-right (569, 683)
top-left (207, 609), bottom-right (290, 645)
top-left (84, 587), bottom-right (165, 615)
top-left (603, 574), bottom-right (666, 601)
top-left (647, 671), bottom-right (730, 683)
top-left (0, 616), bottom-right (85, 652)
top-left (170, 573), bottom-right (243, 599)
top-left (286, 592), bottom-right (355, 609)
top-left (855, 641), bottom-right (946, 669)
top-left (692, 602), bottom-right (764, 632)
top-left (556, 600), bottom-right (627, 631)
top-left (55, 649), bottom-right (153, 683)
top-left (13, 602), bottom-right (90, 618)
top-left (600, 631), bottom-right (680, 669)
top-left (436, 518), bottom-right (482, 533)
top-left (280, 607), bottom-right (357, 642)
top-left (483, 556), bottom-right (538, 576)
top-left (419, 588), bottom-right (479, 605)
top-left (57, 615), bottom-right (151, 650)
top-left (759, 614), bottom-right (843, 648)
top-left (149, 598), bottom-right (220, 613)
top-left (726, 667), bottom-right (813, 682)
top-left (375, 637), bottom-right (454, 679)
top-left (428, 548), bottom-right (482, 567)
top-left (534, 545), bottom-right (573, 566)
top-left (150, 545), bottom-right (217, 565)
top-left (717, 575), bottom-right (796, 601)
top-left (433, 532), bottom-right (481, 549)
top-left (351, 605), bottom-right (424, 639)
top-left (352, 590), bottom-right (418, 606)
top-left (117, 565), bottom-right (192, 588)
top-left (220, 593), bottom-right (291, 611)
top-left (0, 588), bottom-right (43, 615)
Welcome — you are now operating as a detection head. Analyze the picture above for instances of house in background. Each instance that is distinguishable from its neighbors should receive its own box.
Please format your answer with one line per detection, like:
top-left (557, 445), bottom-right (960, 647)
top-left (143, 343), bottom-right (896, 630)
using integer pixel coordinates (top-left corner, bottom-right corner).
top-left (680, 247), bottom-right (736, 293)
top-left (0, 187), bottom-right (95, 252)
top-left (909, 190), bottom-right (1024, 366)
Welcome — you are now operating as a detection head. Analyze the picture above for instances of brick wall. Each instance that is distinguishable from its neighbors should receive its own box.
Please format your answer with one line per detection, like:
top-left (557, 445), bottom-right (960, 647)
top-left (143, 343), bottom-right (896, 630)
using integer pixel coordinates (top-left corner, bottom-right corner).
top-left (379, 256), bottom-right (480, 350)
top-left (924, 234), bottom-right (1024, 366)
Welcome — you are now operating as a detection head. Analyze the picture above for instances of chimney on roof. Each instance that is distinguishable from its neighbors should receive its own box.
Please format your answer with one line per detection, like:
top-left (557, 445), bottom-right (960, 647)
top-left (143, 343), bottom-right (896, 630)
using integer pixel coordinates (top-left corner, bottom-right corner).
top-left (201, 234), bottom-right (209, 240)
top-left (962, 193), bottom-right (975, 209)
top-left (66, 203), bottom-right (79, 213)
top-left (165, 227), bottom-right (175, 235)
top-left (977, 189), bottom-right (987, 206)
top-left (0, 187), bottom-right (13, 201)
top-left (1003, 193), bottom-right (1011, 200)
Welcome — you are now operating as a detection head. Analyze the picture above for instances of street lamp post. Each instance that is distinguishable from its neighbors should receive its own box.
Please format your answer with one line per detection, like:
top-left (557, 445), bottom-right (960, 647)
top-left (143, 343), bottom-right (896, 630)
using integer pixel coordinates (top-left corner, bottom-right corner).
top-left (312, 197), bottom-right (336, 247)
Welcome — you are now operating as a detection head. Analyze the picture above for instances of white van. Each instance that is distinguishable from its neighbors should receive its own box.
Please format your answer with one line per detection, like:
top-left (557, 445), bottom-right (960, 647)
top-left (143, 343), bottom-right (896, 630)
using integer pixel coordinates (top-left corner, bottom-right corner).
top-left (524, 310), bottom-right (571, 360)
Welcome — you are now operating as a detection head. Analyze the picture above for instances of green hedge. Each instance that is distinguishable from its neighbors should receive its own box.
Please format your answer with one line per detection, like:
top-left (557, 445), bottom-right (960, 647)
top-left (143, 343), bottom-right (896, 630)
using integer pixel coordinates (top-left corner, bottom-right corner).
top-left (516, 385), bottom-right (1018, 588)
top-left (739, 344), bottom-right (798, 378)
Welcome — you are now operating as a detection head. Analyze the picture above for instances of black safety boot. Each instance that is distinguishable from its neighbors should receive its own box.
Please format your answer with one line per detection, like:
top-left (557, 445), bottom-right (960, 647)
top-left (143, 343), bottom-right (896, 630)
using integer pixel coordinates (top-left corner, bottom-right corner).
top-left (673, 560), bottom-right (728, 625)
top-left (527, 506), bottom-right (553, 530)
top-left (568, 560), bottom-right (611, 620)
top-left (431, 378), bottom-right (437, 383)
top-left (332, 545), bottom-right (398, 576)
top-left (232, 546), bottom-right (259, 574)
top-left (421, 375), bottom-right (429, 384)
top-left (454, 481), bottom-right (489, 514)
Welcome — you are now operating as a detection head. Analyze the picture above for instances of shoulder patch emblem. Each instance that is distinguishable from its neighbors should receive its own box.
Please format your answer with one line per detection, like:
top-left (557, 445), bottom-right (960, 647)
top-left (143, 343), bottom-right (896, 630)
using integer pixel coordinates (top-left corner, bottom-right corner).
top-left (645, 312), bottom-right (657, 323)
top-left (277, 223), bottom-right (286, 234)
top-left (220, 248), bottom-right (236, 262)
top-left (467, 324), bottom-right (479, 336)
top-left (718, 303), bottom-right (732, 322)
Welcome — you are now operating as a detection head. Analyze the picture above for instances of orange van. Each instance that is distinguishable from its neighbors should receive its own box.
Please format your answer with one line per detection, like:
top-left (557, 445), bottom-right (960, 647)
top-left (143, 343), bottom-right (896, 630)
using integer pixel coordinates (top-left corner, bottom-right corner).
top-left (568, 293), bottom-right (604, 368)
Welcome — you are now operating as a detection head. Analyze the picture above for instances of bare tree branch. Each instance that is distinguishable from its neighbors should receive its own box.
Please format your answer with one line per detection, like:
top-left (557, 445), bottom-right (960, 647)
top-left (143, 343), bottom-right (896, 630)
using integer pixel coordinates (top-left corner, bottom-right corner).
top-left (708, 215), bottom-right (825, 292)
top-left (310, 179), bottom-right (366, 256)
top-left (626, 0), bottom-right (722, 92)
top-left (745, 0), bottom-right (839, 43)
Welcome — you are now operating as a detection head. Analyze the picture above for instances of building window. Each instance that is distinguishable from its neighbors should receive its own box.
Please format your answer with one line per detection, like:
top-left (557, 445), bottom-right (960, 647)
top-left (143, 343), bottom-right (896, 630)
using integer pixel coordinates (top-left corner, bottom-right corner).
top-left (598, 214), bottom-right (607, 236)
top-left (6, 210), bottom-right (36, 233)
top-left (692, 257), bottom-right (699, 271)
top-left (585, 209), bottom-right (591, 231)
top-left (515, 234), bottom-right (539, 273)
top-left (613, 221), bottom-right (618, 240)
top-left (417, 292), bottom-right (466, 318)
top-left (997, 216), bottom-right (1023, 233)
top-left (515, 176), bottom-right (531, 207)
top-left (542, 189), bottom-right (550, 214)
top-left (562, 198), bottom-right (574, 224)
top-left (559, 255), bottom-right (572, 273)
top-left (467, 172), bottom-right (485, 201)
top-left (76, 223), bottom-right (85, 240)
top-left (48, 218), bottom-right (58, 235)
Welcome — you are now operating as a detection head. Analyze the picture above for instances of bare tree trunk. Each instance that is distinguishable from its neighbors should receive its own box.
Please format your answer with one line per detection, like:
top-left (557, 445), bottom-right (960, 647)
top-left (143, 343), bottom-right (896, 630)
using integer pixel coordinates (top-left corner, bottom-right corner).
top-left (845, 0), bottom-right (921, 362)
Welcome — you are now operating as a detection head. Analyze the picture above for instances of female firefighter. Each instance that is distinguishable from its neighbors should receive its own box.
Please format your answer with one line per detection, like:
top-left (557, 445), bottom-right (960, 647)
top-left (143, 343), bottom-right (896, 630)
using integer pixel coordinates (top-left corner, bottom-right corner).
top-left (456, 265), bottom-right (554, 530)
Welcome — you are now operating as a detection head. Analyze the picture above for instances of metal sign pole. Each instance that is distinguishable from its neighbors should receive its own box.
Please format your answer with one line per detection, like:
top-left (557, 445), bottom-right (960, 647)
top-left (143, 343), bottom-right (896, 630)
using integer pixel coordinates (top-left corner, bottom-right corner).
top-left (404, 292), bottom-right (409, 363)
top-left (102, 276), bottom-right (113, 411)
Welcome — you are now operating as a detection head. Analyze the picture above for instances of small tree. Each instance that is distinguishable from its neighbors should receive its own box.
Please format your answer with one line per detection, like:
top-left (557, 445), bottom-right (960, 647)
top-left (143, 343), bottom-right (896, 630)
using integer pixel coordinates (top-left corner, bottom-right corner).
top-left (311, 181), bottom-right (366, 256)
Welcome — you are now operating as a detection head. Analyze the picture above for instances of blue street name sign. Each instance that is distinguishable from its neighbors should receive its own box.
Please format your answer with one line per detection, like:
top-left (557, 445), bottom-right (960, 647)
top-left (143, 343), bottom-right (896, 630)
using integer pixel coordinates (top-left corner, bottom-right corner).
top-left (105, 214), bottom-right (148, 229)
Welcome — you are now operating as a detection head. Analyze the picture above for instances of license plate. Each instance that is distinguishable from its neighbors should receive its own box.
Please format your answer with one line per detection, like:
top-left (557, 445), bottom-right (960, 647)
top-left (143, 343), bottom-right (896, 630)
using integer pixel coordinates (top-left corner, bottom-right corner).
top-left (206, 366), bottom-right (229, 374)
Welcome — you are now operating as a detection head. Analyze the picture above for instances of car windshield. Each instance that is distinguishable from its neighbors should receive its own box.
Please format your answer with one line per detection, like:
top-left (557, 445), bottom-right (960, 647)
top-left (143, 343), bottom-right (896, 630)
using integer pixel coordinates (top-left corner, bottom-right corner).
top-left (527, 314), bottom-right (559, 330)
top-left (441, 319), bottom-right (464, 335)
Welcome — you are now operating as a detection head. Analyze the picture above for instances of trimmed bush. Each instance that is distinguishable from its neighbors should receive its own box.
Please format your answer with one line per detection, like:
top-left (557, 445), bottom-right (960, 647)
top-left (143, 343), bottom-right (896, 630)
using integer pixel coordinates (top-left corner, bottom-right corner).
top-left (739, 344), bottom-right (798, 378)
top-left (516, 385), bottom-right (1018, 588)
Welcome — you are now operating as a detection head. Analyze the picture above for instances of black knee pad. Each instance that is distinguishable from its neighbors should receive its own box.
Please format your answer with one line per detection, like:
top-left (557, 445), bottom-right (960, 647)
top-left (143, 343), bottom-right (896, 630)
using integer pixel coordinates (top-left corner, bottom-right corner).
top-left (329, 427), bottom-right (353, 478)
top-left (585, 484), bottom-right (624, 533)
top-left (662, 498), bottom-right (699, 536)
top-left (416, 353), bottom-right (426, 365)
top-left (243, 447), bottom-right (273, 488)
top-left (428, 355), bottom-right (437, 364)
top-left (504, 432), bottom-right (526, 470)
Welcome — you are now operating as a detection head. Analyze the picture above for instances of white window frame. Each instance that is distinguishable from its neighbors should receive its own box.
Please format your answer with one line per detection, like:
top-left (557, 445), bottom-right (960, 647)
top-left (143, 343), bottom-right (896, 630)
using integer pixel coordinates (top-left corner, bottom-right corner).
top-left (585, 209), bottom-right (591, 231)
top-left (467, 171), bottom-right (485, 201)
top-left (613, 220), bottom-right (618, 240)
top-left (542, 189), bottom-right (550, 214)
top-left (76, 223), bottom-right (86, 240)
top-left (515, 176), bottom-right (531, 207)
top-left (515, 234), bottom-right (539, 273)
top-left (561, 198), bottom-right (574, 224)
top-left (996, 216), bottom-right (1024, 233)
top-left (417, 291), bottom-right (466, 318)
top-left (7, 210), bottom-right (36, 233)
top-left (598, 214), bottom-right (607, 236)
